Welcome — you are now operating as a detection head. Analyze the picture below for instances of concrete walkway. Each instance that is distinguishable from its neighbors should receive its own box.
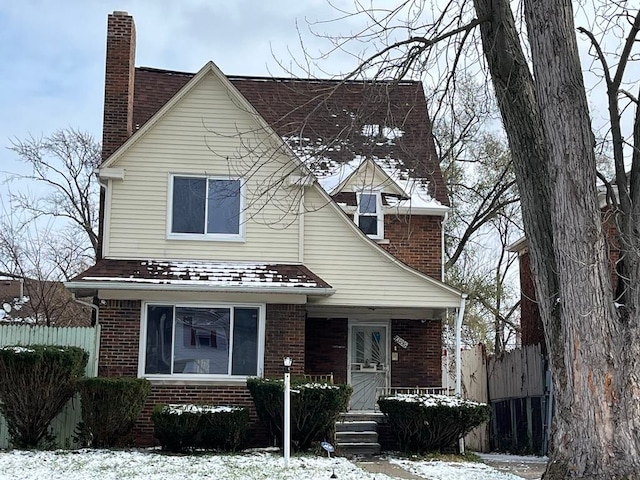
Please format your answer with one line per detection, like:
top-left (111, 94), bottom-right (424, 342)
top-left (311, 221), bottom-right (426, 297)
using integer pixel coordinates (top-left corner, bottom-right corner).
top-left (357, 458), bottom-right (427, 479)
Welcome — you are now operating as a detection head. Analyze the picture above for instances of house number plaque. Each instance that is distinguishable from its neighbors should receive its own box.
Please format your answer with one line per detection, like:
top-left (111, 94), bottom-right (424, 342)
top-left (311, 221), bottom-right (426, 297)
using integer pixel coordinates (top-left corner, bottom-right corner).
top-left (393, 335), bottom-right (408, 349)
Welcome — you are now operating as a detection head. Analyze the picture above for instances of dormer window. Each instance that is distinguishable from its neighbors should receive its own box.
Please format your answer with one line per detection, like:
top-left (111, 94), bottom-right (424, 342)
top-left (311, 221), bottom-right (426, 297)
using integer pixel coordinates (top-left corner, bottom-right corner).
top-left (356, 192), bottom-right (384, 239)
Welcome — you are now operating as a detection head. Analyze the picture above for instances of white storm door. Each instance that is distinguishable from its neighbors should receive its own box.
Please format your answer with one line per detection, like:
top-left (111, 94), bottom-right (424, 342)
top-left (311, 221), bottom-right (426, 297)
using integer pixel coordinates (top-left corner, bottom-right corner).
top-left (349, 323), bottom-right (389, 410)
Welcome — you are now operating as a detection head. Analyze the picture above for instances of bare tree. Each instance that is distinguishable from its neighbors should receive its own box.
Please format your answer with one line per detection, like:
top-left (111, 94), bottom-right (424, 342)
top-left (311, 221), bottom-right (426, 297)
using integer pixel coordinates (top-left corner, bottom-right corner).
top-left (301, 1), bottom-right (640, 476)
top-left (0, 210), bottom-right (91, 326)
top-left (4, 128), bottom-right (100, 259)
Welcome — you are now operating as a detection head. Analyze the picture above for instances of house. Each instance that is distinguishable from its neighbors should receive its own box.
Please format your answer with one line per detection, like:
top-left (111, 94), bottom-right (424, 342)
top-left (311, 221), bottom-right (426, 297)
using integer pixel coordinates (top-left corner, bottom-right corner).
top-left (0, 274), bottom-right (91, 326)
top-left (65, 11), bottom-right (465, 446)
top-left (502, 189), bottom-right (620, 454)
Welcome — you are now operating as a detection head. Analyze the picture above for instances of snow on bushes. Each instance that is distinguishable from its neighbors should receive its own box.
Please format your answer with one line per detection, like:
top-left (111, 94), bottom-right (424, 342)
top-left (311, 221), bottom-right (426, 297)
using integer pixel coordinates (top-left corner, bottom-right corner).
top-left (247, 378), bottom-right (352, 451)
top-left (378, 393), bottom-right (491, 453)
top-left (152, 403), bottom-right (249, 452)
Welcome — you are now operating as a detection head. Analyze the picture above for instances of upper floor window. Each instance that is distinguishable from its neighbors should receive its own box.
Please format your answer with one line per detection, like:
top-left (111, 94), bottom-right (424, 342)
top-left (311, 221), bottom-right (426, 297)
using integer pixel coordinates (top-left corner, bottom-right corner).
top-left (169, 175), bottom-right (243, 240)
top-left (356, 191), bottom-right (383, 239)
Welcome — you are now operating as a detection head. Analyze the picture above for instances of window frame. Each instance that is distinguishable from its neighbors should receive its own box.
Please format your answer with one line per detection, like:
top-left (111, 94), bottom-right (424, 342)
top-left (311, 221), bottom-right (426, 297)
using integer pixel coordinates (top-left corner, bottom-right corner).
top-left (138, 301), bottom-right (266, 382)
top-left (167, 173), bottom-right (245, 242)
top-left (355, 190), bottom-right (384, 240)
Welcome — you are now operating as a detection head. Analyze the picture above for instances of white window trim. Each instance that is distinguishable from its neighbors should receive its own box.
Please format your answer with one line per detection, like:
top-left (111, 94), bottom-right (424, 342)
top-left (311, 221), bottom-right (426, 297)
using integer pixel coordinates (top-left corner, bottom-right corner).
top-left (137, 301), bottom-right (266, 383)
top-left (166, 173), bottom-right (246, 242)
top-left (355, 190), bottom-right (384, 240)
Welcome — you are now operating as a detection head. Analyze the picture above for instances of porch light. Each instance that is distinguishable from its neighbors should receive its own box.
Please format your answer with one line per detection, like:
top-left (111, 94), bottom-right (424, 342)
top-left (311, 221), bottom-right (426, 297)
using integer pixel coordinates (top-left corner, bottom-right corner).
top-left (283, 357), bottom-right (293, 468)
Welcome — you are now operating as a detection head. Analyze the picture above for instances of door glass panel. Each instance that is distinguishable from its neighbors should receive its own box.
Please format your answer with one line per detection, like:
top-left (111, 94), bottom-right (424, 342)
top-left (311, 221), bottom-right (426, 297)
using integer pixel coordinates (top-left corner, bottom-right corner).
top-left (350, 324), bottom-right (388, 410)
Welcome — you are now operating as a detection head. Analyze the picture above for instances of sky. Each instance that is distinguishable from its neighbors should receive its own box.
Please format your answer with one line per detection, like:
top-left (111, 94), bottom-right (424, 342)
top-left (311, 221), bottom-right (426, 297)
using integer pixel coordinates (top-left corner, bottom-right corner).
top-left (0, 0), bottom-right (361, 160)
top-left (1, 2), bottom-right (636, 176)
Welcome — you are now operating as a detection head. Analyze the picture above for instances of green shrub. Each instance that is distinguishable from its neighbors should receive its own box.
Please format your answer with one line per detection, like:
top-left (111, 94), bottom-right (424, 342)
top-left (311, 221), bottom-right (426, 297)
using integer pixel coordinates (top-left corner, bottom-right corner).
top-left (378, 393), bottom-right (491, 453)
top-left (247, 377), bottom-right (352, 451)
top-left (77, 377), bottom-right (151, 447)
top-left (152, 404), bottom-right (249, 452)
top-left (0, 345), bottom-right (88, 448)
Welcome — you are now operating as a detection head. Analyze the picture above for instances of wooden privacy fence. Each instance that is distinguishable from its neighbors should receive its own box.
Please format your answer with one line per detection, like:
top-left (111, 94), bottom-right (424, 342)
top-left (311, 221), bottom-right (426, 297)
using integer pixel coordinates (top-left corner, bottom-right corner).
top-left (0, 324), bottom-right (100, 449)
top-left (443, 344), bottom-right (490, 452)
top-left (487, 343), bottom-right (550, 455)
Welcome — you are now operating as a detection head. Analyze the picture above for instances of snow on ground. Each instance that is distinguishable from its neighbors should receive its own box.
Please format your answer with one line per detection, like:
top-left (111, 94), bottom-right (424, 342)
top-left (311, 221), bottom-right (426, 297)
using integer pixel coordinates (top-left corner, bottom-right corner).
top-left (0, 449), bottom-right (533, 480)
top-left (390, 457), bottom-right (523, 480)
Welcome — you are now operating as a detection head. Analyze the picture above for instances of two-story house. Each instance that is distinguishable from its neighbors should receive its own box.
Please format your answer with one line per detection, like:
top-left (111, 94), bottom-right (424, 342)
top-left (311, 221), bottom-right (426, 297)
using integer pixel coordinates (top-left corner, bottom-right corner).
top-left (65, 11), bottom-right (465, 446)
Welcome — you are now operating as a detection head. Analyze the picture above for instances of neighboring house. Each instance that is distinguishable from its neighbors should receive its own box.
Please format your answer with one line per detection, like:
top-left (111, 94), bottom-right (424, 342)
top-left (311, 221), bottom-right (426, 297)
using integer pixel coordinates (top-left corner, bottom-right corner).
top-left (509, 189), bottom-right (620, 351)
top-left (65, 11), bottom-right (465, 446)
top-left (503, 188), bottom-right (619, 455)
top-left (0, 274), bottom-right (91, 326)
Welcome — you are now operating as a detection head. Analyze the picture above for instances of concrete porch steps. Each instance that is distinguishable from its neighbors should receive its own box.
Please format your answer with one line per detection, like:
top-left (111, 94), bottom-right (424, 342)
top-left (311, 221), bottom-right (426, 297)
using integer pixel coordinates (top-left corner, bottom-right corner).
top-left (336, 414), bottom-right (383, 456)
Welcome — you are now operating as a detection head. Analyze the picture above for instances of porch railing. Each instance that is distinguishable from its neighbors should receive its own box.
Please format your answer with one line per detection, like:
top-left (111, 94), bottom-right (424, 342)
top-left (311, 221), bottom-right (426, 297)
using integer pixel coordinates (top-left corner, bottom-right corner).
top-left (374, 386), bottom-right (452, 410)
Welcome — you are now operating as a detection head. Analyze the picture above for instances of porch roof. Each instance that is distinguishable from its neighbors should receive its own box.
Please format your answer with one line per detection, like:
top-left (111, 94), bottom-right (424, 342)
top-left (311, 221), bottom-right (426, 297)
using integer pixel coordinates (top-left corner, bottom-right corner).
top-left (65, 259), bottom-right (335, 297)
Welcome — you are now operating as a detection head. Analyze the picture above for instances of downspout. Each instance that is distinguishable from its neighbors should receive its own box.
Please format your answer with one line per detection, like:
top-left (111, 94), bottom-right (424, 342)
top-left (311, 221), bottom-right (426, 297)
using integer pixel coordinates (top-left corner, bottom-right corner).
top-left (455, 293), bottom-right (468, 455)
top-left (72, 293), bottom-right (99, 325)
top-left (72, 293), bottom-right (101, 377)
top-left (455, 293), bottom-right (467, 397)
top-left (441, 212), bottom-right (448, 282)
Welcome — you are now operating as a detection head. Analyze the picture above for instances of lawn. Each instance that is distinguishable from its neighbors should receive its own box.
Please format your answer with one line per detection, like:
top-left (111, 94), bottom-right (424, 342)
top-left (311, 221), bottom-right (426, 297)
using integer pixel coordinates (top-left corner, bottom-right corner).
top-left (0, 449), bottom-right (531, 479)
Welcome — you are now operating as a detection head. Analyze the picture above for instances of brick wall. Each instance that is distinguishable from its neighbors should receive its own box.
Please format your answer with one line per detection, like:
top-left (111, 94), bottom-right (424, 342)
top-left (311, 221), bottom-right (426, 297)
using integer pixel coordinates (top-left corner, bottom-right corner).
top-left (519, 252), bottom-right (545, 349)
top-left (98, 299), bottom-right (141, 377)
top-left (264, 304), bottom-right (306, 377)
top-left (102, 11), bottom-right (136, 162)
top-left (98, 301), bottom-right (305, 446)
top-left (132, 384), bottom-right (268, 447)
top-left (305, 318), bottom-right (348, 384)
top-left (391, 319), bottom-right (442, 387)
top-left (519, 206), bottom-right (621, 352)
top-left (381, 214), bottom-right (443, 279)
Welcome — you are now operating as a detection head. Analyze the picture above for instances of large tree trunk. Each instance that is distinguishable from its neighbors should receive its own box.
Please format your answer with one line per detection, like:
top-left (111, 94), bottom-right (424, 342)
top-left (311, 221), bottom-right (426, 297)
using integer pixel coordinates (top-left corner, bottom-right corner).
top-left (474, 0), bottom-right (640, 477)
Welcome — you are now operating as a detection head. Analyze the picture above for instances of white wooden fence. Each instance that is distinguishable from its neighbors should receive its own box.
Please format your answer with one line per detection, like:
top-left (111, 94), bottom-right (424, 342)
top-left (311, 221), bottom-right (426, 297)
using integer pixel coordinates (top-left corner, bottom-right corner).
top-left (0, 324), bottom-right (100, 449)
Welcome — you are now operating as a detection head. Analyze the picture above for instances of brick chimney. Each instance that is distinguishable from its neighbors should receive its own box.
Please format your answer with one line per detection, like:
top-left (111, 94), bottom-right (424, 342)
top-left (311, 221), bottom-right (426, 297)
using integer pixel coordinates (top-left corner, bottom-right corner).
top-left (101, 11), bottom-right (136, 162)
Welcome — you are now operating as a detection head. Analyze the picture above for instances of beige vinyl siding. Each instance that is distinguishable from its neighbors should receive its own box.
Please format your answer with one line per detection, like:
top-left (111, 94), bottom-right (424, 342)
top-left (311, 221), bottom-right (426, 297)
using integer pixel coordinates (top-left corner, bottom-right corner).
top-left (106, 72), bottom-right (302, 262)
top-left (304, 187), bottom-right (460, 308)
top-left (341, 159), bottom-right (405, 196)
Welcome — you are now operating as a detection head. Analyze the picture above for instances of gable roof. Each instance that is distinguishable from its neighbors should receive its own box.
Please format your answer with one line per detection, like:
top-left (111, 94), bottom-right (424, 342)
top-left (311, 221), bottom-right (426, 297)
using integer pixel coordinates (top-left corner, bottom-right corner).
top-left (129, 67), bottom-right (449, 206)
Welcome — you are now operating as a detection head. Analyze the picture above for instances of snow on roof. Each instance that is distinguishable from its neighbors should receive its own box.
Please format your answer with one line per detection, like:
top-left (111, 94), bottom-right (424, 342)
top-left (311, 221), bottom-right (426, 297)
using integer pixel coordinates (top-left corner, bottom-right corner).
top-left (70, 259), bottom-right (332, 291)
top-left (284, 146), bottom-right (444, 211)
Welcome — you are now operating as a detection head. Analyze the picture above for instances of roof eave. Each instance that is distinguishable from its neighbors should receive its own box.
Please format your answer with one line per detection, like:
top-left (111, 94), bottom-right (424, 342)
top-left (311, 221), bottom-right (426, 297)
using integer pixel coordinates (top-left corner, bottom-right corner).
top-left (385, 205), bottom-right (449, 216)
top-left (64, 281), bottom-right (335, 297)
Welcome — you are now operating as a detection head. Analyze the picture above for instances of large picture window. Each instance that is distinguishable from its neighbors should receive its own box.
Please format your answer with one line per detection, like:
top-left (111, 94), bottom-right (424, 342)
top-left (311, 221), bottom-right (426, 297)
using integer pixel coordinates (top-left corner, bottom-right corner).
top-left (170, 175), bottom-right (243, 239)
top-left (142, 303), bottom-right (262, 378)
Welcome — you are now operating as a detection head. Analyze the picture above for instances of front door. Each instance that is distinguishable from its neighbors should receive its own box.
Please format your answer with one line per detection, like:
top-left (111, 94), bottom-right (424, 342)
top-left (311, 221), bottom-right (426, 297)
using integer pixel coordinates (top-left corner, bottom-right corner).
top-left (348, 323), bottom-right (389, 410)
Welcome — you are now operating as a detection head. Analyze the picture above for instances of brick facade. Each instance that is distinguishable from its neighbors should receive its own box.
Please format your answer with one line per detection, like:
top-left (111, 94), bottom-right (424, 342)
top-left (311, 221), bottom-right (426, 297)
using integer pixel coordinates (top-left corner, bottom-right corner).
top-left (102, 11), bottom-right (136, 162)
top-left (98, 300), bottom-right (305, 446)
top-left (519, 206), bottom-right (621, 352)
top-left (391, 319), bottom-right (442, 387)
top-left (98, 299), bottom-right (141, 377)
top-left (381, 214), bottom-right (443, 279)
top-left (264, 304), bottom-right (306, 377)
top-left (305, 318), bottom-right (348, 384)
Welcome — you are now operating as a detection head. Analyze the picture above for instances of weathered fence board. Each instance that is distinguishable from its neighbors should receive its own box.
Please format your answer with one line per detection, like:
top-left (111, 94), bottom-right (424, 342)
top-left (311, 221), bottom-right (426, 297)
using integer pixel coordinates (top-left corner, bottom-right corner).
top-left (487, 343), bottom-right (548, 455)
top-left (444, 344), bottom-right (490, 452)
top-left (0, 324), bottom-right (100, 449)
top-left (488, 344), bottom-right (545, 401)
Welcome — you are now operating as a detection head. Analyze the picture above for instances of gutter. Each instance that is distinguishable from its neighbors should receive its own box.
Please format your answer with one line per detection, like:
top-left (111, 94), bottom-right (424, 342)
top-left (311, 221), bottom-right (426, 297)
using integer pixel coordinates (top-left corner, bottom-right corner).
top-left (65, 281), bottom-right (336, 297)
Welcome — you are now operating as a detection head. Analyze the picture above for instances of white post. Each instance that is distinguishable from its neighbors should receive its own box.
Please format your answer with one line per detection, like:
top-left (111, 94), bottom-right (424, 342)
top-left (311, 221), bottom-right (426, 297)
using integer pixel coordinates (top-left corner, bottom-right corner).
top-left (455, 294), bottom-right (468, 455)
top-left (283, 357), bottom-right (292, 467)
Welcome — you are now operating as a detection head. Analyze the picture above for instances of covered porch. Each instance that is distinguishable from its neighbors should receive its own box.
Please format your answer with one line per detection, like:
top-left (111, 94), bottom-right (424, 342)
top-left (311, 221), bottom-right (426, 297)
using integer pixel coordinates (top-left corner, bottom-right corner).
top-left (304, 305), bottom-right (456, 412)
